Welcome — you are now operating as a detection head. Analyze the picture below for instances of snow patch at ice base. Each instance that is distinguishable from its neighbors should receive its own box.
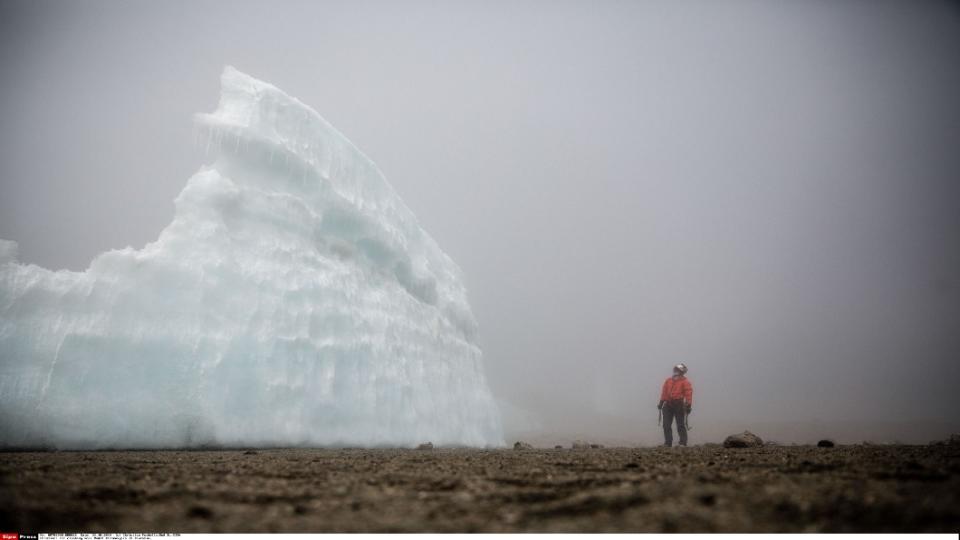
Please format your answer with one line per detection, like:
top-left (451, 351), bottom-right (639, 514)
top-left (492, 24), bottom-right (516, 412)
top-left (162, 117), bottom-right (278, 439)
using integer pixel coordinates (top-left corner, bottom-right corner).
top-left (0, 67), bottom-right (503, 449)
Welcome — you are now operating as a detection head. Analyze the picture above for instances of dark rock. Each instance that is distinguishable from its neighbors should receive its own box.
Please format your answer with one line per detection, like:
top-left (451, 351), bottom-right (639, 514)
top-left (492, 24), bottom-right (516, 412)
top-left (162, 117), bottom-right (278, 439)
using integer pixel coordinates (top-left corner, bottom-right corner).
top-left (624, 462), bottom-right (639, 469)
top-left (929, 434), bottom-right (959, 446)
top-left (590, 443), bottom-right (605, 449)
top-left (554, 445), bottom-right (563, 449)
top-left (243, 450), bottom-right (259, 455)
top-left (513, 441), bottom-right (533, 450)
top-left (572, 440), bottom-right (591, 450)
top-left (417, 442), bottom-right (434, 450)
top-left (817, 439), bottom-right (835, 448)
top-left (723, 431), bottom-right (764, 448)
top-left (187, 505), bottom-right (214, 519)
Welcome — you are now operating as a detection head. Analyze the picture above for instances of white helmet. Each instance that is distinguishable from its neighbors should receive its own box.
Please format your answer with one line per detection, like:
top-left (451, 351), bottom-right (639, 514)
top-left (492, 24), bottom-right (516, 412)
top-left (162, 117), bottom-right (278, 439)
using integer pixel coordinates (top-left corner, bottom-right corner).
top-left (673, 363), bottom-right (688, 375)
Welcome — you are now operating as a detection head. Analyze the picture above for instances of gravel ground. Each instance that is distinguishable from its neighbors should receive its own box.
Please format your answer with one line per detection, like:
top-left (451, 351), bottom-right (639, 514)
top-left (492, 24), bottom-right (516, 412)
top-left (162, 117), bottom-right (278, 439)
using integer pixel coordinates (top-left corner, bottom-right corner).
top-left (1, 444), bottom-right (958, 532)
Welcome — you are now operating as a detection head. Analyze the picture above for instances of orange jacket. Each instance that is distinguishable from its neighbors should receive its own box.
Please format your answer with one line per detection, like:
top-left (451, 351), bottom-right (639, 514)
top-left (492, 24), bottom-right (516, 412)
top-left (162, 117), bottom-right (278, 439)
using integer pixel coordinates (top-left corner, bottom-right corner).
top-left (660, 376), bottom-right (693, 406)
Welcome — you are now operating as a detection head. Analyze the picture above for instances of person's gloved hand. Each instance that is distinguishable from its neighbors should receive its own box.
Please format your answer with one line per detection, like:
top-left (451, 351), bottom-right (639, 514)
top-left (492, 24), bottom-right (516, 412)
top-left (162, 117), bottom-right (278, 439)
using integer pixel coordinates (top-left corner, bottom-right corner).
top-left (657, 401), bottom-right (664, 410)
top-left (685, 404), bottom-right (692, 414)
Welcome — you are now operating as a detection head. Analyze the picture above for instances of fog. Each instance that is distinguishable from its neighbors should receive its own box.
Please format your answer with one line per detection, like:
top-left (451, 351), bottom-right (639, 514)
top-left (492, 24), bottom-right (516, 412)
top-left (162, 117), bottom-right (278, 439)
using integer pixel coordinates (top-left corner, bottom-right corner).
top-left (1, 0), bottom-right (958, 445)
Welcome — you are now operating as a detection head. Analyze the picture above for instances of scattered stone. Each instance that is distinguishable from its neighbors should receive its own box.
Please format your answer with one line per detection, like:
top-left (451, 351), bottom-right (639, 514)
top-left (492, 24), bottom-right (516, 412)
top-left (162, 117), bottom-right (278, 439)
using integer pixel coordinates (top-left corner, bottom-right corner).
top-left (417, 442), bottom-right (434, 450)
top-left (929, 434), bottom-right (960, 446)
top-left (817, 439), bottom-right (835, 448)
top-left (513, 441), bottom-right (533, 450)
top-left (723, 431), bottom-right (764, 448)
top-left (453, 491), bottom-right (475, 503)
top-left (187, 505), bottom-right (214, 519)
top-left (572, 440), bottom-right (591, 450)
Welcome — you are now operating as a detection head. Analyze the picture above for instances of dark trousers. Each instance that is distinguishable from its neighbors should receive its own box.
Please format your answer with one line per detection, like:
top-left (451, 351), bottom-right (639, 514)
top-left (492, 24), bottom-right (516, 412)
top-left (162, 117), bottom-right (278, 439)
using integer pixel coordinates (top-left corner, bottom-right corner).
top-left (662, 401), bottom-right (687, 446)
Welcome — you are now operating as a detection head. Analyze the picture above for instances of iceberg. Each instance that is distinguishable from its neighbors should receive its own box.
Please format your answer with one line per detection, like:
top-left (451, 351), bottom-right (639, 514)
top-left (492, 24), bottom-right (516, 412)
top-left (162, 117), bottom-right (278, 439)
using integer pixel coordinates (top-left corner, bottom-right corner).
top-left (0, 67), bottom-right (503, 449)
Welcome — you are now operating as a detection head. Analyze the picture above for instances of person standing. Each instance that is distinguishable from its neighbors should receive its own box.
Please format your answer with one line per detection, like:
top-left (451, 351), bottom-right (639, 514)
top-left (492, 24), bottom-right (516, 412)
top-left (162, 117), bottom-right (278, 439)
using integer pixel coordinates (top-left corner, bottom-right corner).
top-left (658, 363), bottom-right (693, 447)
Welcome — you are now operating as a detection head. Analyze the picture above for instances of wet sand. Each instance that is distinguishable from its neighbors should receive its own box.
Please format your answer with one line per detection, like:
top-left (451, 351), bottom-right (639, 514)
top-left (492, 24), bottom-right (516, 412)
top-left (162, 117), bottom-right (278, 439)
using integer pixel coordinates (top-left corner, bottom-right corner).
top-left (1, 444), bottom-right (958, 532)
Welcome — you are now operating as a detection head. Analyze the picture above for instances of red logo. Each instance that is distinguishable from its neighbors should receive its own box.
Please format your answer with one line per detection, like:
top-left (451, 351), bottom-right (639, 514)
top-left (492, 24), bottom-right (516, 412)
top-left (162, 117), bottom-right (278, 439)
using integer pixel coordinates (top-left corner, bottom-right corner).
top-left (0, 533), bottom-right (19, 540)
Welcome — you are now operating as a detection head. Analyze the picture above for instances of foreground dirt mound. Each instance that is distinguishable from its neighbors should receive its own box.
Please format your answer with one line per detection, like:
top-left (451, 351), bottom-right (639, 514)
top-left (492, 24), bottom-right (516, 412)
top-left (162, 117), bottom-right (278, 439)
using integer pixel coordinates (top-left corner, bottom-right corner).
top-left (1, 445), bottom-right (958, 532)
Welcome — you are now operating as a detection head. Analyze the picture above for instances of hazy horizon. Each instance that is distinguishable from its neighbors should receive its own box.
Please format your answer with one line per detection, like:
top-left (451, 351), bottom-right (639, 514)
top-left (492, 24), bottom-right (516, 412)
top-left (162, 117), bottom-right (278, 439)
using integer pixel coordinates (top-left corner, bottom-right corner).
top-left (2, 0), bottom-right (958, 445)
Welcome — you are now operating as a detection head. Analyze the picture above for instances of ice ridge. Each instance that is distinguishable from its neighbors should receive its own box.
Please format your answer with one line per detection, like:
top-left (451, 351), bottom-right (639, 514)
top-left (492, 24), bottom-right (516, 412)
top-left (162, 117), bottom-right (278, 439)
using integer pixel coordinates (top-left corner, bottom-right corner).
top-left (0, 67), bottom-right (503, 449)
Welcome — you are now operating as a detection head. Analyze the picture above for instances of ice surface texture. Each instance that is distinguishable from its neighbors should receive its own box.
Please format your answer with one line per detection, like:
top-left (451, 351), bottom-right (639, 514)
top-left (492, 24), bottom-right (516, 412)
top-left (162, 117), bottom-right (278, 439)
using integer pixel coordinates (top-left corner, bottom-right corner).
top-left (0, 67), bottom-right (503, 449)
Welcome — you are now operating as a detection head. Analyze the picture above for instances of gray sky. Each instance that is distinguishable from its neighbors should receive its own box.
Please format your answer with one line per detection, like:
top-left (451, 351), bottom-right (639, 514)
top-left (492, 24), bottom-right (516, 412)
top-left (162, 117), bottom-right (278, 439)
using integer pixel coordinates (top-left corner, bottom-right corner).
top-left (2, 0), bottom-right (958, 444)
